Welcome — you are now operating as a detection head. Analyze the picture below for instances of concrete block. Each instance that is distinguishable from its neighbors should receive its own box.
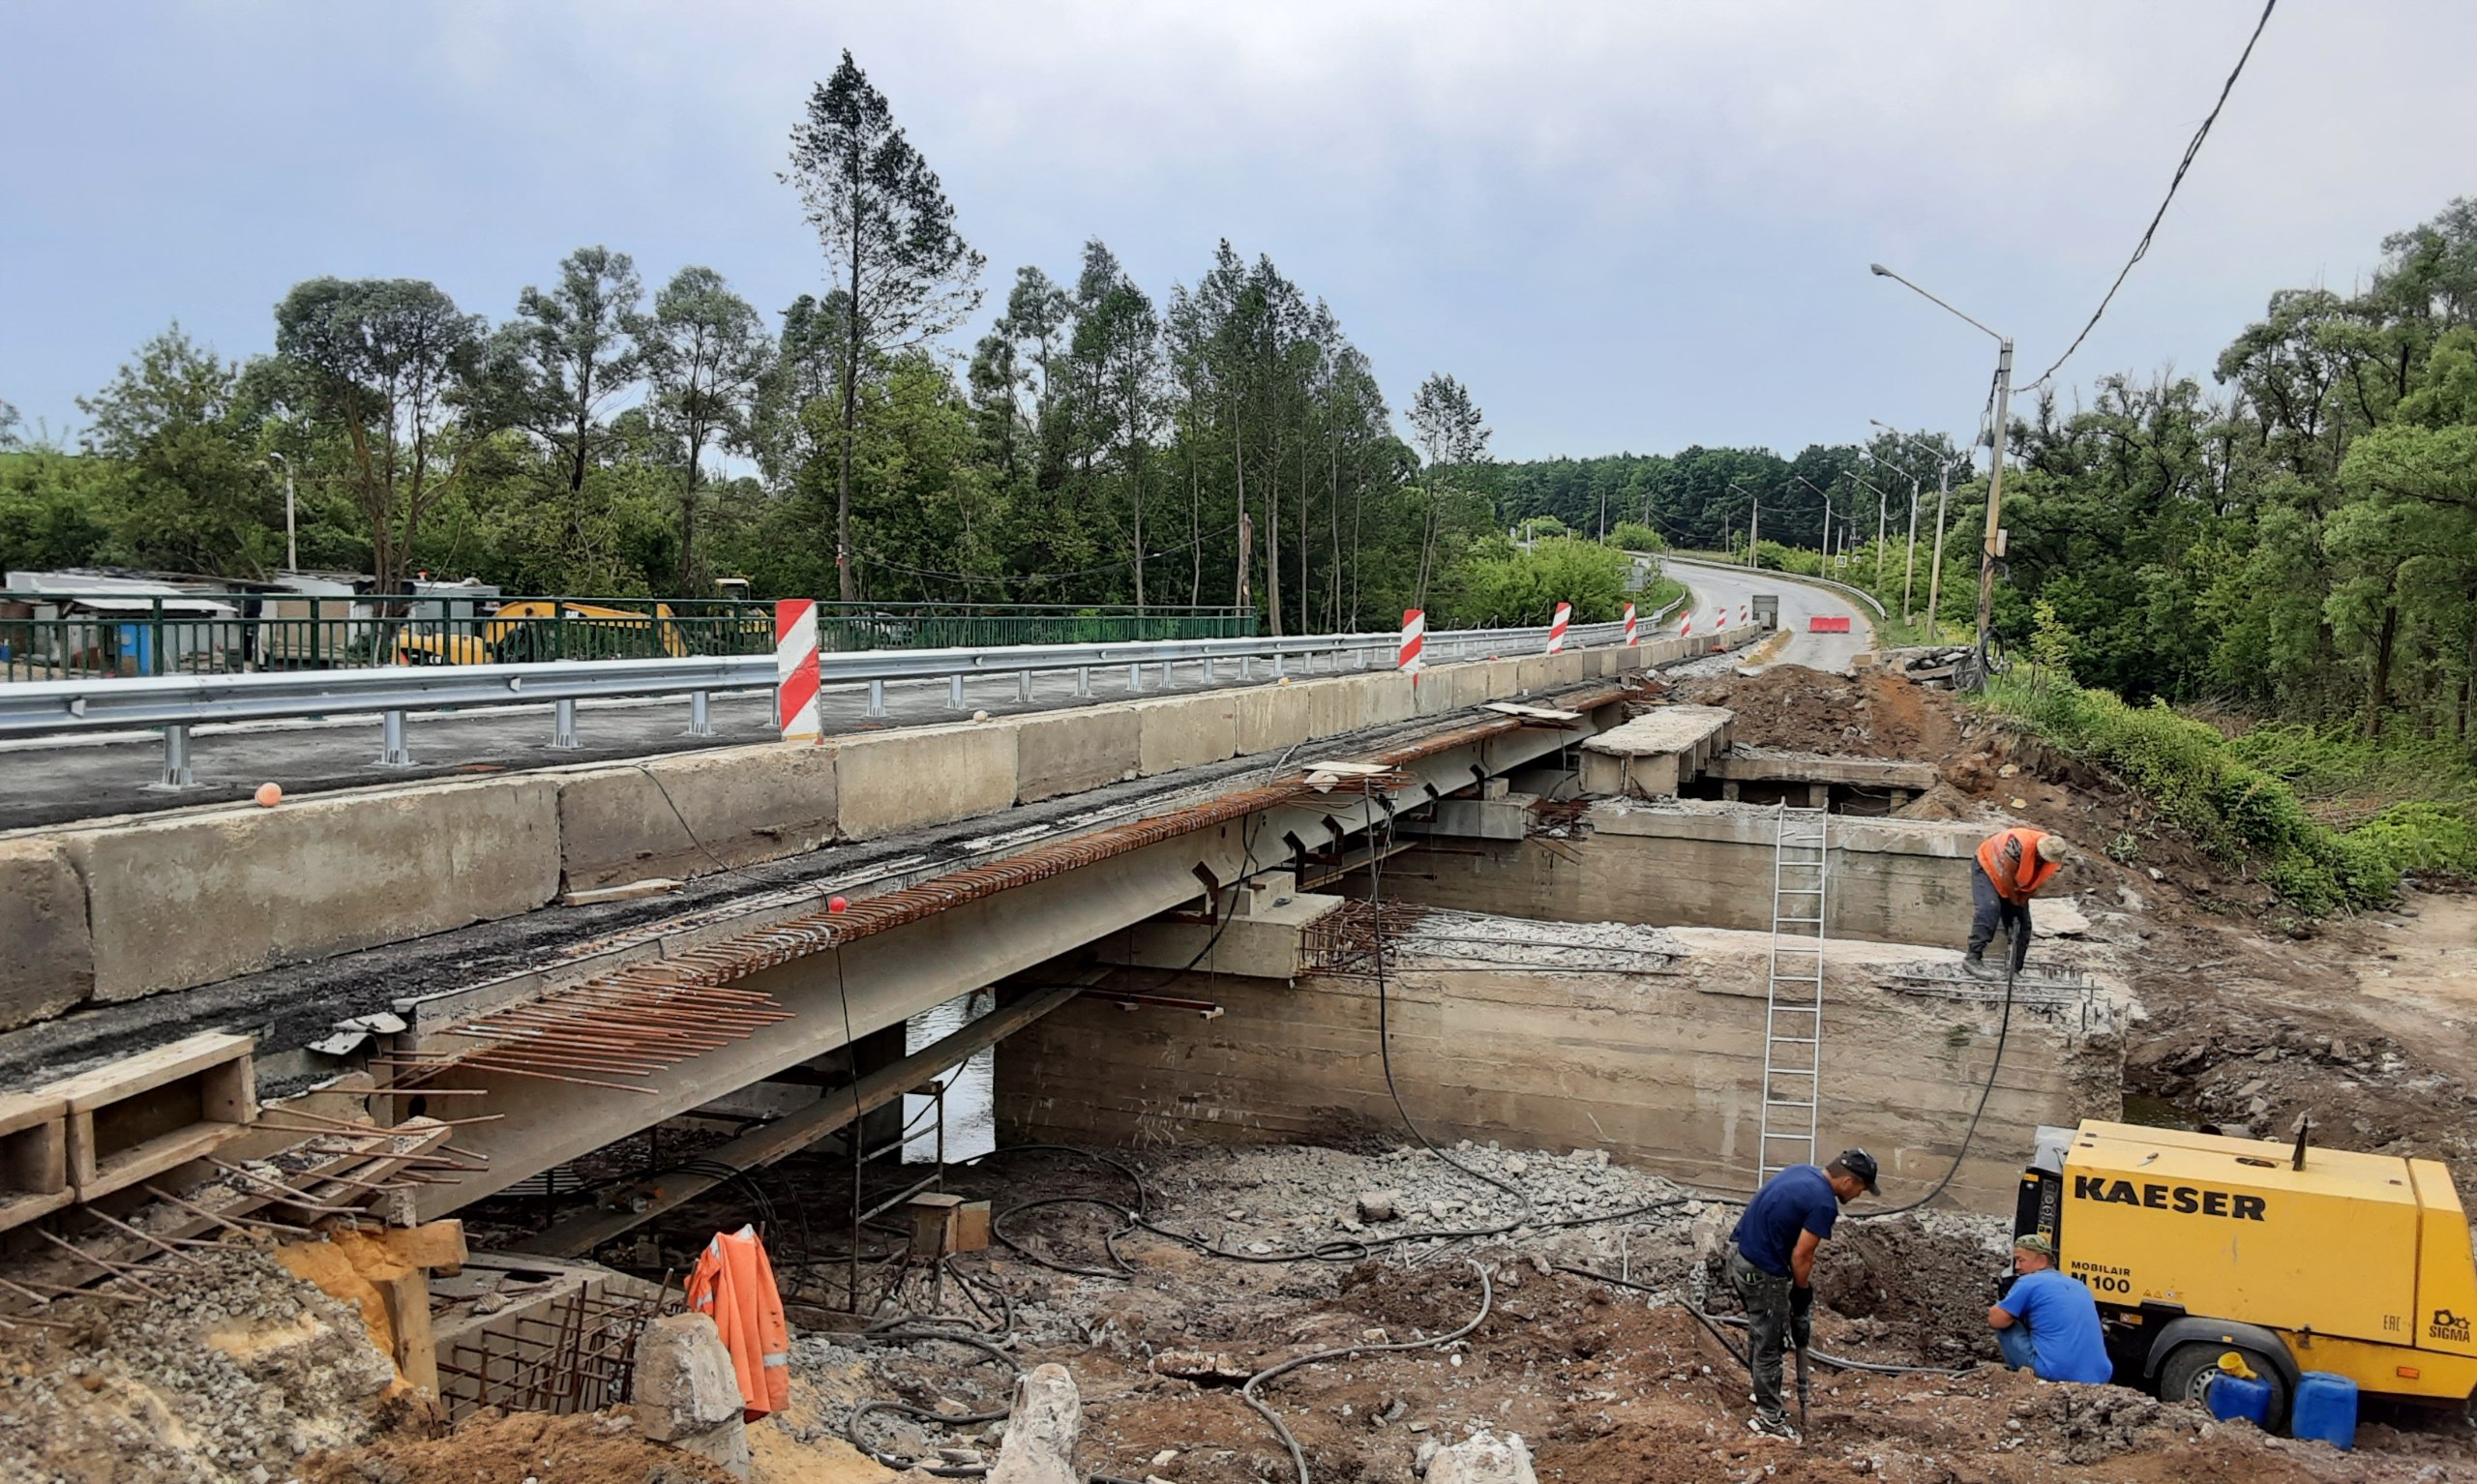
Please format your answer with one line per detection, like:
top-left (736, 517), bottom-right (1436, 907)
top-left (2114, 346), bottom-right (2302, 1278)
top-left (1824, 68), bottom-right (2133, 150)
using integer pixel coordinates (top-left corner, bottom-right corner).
top-left (1513, 657), bottom-right (1552, 695)
top-left (0, 838), bottom-right (93, 1030)
top-left (557, 743), bottom-right (838, 891)
top-left (1301, 675), bottom-right (1362, 740)
top-left (68, 776), bottom-right (561, 1002)
top-left (1133, 692), bottom-right (1238, 777)
top-left (1013, 705), bottom-right (1140, 804)
top-left (834, 723), bottom-right (1017, 840)
top-left (1235, 683), bottom-right (1312, 755)
top-left (1361, 672), bottom-right (1417, 727)
top-left (635, 1311), bottom-right (751, 1476)
top-left (1478, 659), bottom-right (1524, 699)
top-left (1430, 1430), bottom-right (1539, 1484)
top-left (1546, 652), bottom-right (1588, 687)
top-left (989, 1364), bottom-right (1081, 1484)
top-left (1413, 663), bottom-right (1481, 718)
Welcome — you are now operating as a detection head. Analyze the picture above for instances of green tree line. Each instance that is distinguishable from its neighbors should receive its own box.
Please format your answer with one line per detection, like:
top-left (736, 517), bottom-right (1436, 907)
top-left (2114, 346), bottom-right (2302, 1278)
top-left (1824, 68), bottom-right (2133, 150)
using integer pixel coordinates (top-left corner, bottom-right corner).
top-left (0, 52), bottom-right (1639, 635)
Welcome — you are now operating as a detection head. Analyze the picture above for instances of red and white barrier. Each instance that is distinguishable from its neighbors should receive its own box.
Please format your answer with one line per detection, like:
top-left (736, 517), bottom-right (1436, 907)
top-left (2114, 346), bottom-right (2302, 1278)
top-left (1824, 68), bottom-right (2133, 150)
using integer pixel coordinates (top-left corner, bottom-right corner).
top-left (1622, 603), bottom-right (1638, 646)
top-left (1680, 613), bottom-right (1693, 637)
top-left (1546, 602), bottom-right (1571, 654)
top-left (1398, 608), bottom-right (1425, 675)
top-left (775, 599), bottom-right (821, 743)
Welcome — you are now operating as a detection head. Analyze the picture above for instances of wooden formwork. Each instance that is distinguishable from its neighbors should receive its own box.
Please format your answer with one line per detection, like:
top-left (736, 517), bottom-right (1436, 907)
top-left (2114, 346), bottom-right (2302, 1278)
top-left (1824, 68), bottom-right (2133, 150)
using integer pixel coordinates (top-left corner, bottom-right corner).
top-left (0, 1092), bottom-right (71, 1232)
top-left (34, 1032), bottom-right (257, 1203)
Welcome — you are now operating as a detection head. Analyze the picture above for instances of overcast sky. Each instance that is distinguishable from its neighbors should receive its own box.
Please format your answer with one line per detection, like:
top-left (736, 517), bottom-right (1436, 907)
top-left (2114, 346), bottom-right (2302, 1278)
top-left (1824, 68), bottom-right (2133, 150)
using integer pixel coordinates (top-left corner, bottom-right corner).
top-left (5, 2), bottom-right (2472, 460)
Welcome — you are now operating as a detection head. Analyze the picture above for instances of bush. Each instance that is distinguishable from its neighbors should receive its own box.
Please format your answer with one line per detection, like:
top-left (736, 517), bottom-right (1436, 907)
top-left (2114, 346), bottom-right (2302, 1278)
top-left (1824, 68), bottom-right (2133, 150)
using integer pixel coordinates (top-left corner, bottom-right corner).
top-left (1978, 675), bottom-right (2442, 913)
top-left (1439, 536), bottom-right (1630, 628)
top-left (1608, 520), bottom-right (1664, 552)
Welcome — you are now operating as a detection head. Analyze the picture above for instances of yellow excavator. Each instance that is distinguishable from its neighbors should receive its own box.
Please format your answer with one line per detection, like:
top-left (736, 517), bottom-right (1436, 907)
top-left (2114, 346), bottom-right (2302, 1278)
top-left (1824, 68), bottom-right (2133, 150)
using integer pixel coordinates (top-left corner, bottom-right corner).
top-left (392, 600), bottom-right (689, 666)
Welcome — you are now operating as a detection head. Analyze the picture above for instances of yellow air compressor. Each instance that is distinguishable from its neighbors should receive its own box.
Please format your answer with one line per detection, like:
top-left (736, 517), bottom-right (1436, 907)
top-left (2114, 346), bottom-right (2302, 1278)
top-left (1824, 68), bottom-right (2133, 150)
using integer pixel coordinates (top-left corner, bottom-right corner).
top-left (2015, 1119), bottom-right (2477, 1428)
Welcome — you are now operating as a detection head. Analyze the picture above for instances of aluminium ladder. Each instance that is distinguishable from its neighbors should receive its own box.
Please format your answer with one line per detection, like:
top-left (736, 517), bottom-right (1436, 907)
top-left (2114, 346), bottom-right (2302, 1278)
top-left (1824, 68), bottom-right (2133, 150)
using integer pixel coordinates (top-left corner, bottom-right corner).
top-left (1756, 802), bottom-right (1831, 1183)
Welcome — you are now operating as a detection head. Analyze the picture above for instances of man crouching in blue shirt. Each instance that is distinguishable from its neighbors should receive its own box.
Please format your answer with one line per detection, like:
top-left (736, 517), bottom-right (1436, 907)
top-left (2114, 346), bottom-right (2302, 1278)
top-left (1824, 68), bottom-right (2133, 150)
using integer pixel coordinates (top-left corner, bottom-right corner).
top-left (1728, 1148), bottom-right (1877, 1440)
top-left (1988, 1233), bottom-right (2113, 1383)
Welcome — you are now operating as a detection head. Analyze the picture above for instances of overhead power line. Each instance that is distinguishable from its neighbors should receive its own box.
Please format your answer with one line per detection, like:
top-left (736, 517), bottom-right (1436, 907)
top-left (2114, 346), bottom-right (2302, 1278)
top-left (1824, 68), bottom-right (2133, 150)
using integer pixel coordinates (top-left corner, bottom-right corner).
top-left (2027, 0), bottom-right (2278, 390)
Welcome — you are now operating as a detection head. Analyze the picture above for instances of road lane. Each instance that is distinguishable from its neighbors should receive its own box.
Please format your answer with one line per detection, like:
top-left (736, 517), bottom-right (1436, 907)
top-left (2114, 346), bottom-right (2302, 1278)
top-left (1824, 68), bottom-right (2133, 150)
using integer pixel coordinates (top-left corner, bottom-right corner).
top-left (1660, 554), bottom-right (1876, 673)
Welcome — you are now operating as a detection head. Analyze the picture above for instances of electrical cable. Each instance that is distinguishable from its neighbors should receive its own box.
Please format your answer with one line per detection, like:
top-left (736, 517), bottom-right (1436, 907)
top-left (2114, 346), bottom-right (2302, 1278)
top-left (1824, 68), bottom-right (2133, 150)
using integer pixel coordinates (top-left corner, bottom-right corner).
top-left (2026, 0), bottom-right (2277, 390)
top-left (1553, 1264), bottom-right (1978, 1379)
top-left (1243, 1260), bottom-right (1495, 1484)
top-left (1858, 956), bottom-right (2019, 1220)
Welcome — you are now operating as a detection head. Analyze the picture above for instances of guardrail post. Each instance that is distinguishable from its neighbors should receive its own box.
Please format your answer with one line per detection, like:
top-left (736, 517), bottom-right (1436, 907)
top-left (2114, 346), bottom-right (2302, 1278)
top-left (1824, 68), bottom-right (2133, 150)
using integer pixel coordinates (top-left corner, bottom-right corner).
top-left (1271, 653), bottom-right (1285, 678)
top-left (1241, 656), bottom-right (1253, 681)
top-left (552, 698), bottom-right (581, 750)
top-left (1203, 657), bottom-right (1215, 683)
top-left (1159, 661), bottom-right (1173, 689)
top-left (948, 675), bottom-right (967, 710)
top-left (1018, 670), bottom-right (1031, 702)
top-left (868, 678), bottom-right (887, 718)
top-left (688, 690), bottom-right (714, 737)
top-left (1126, 663), bottom-right (1142, 693)
top-left (1075, 666), bottom-right (1089, 697)
top-left (154, 724), bottom-right (194, 789)
top-left (377, 710), bottom-right (412, 767)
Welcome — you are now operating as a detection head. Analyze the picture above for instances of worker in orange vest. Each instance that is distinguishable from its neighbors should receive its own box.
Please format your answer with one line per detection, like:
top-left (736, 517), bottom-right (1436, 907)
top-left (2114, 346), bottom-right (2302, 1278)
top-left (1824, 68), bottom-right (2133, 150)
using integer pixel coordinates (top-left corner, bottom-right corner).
top-left (684, 1225), bottom-right (791, 1419)
top-left (1965, 826), bottom-right (2068, 980)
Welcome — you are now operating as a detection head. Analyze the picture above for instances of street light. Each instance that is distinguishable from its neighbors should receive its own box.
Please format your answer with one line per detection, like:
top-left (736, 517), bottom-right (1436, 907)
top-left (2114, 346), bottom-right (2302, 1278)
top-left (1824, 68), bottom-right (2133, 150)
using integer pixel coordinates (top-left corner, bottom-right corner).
top-left (1869, 421), bottom-right (1969, 636)
top-left (1868, 263), bottom-right (2013, 672)
top-left (1844, 464), bottom-right (1899, 593)
top-left (1792, 473), bottom-right (1835, 569)
top-left (1724, 481), bottom-right (1761, 567)
top-left (267, 452), bottom-right (297, 572)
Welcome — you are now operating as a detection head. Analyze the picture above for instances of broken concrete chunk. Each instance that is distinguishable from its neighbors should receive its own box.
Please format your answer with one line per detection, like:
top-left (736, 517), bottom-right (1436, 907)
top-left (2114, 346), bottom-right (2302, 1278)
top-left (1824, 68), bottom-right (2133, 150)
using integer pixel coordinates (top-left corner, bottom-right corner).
top-left (1357, 1190), bottom-right (1402, 1222)
top-left (634, 1313), bottom-right (744, 1439)
top-left (1427, 1429), bottom-right (1538, 1484)
top-left (989, 1363), bottom-right (1082, 1484)
top-left (1149, 1350), bottom-right (1252, 1383)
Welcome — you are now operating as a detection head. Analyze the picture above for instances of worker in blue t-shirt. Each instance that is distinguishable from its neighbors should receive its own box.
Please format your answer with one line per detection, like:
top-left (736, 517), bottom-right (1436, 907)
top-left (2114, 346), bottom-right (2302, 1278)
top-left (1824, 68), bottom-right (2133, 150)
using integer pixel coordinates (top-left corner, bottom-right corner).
top-left (1988, 1233), bottom-right (2113, 1383)
top-left (1728, 1148), bottom-right (1877, 1440)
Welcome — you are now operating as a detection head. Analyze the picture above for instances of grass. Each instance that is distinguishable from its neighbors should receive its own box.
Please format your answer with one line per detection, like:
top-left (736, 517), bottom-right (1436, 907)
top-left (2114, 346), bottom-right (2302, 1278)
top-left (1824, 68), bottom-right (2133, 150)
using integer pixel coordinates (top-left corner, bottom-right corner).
top-left (1976, 670), bottom-right (2477, 915)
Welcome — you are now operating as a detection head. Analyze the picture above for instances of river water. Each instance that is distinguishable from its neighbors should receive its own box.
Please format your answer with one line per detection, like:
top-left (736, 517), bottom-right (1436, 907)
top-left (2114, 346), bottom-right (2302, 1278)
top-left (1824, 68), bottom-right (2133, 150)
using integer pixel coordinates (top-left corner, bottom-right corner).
top-left (901, 991), bottom-right (998, 1163)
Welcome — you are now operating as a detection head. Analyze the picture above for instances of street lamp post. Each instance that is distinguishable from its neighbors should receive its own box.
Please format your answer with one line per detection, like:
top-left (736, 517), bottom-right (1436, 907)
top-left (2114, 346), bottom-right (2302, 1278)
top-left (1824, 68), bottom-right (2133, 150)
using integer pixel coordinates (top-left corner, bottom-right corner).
top-left (1847, 464), bottom-right (1899, 596)
top-left (1725, 481), bottom-right (1761, 567)
top-left (1792, 473), bottom-right (1835, 574)
top-left (1869, 421), bottom-right (1966, 636)
top-left (1868, 264), bottom-right (2013, 674)
top-left (267, 452), bottom-right (297, 572)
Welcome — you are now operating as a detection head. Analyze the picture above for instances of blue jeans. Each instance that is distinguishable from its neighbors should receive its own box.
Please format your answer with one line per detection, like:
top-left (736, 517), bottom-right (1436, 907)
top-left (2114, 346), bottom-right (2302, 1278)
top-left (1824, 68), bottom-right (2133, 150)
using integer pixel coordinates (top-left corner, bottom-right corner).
top-left (1967, 863), bottom-right (2032, 972)
top-left (1997, 1321), bottom-right (2038, 1372)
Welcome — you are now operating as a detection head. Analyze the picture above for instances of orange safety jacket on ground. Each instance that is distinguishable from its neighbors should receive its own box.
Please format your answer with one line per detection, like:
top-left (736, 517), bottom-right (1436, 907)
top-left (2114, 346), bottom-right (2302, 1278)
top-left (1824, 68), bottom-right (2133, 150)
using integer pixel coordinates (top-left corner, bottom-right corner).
top-left (684, 1225), bottom-right (791, 1419)
top-left (1977, 827), bottom-right (2060, 905)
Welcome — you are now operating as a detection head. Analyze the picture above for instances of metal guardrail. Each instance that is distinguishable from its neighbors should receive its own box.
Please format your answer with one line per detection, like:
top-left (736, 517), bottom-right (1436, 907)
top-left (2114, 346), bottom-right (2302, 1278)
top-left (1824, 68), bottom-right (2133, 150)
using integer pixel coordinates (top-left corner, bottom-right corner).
top-left (0, 590), bottom-right (1258, 683)
top-left (0, 618), bottom-right (1637, 787)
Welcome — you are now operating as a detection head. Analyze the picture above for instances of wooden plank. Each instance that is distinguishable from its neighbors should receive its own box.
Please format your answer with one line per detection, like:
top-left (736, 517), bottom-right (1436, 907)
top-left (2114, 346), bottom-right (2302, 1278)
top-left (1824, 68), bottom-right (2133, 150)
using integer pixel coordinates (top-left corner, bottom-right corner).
top-left (514, 982), bottom-right (1089, 1258)
top-left (44, 1032), bottom-right (255, 1114)
top-left (381, 1267), bottom-right (440, 1396)
top-left (0, 1093), bottom-right (64, 1141)
top-left (75, 1119), bottom-right (249, 1201)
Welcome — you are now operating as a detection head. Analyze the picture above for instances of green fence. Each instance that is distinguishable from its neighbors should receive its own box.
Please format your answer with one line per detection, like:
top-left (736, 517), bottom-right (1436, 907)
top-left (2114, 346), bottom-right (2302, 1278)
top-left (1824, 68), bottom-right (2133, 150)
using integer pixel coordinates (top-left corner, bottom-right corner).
top-left (0, 593), bottom-right (1259, 681)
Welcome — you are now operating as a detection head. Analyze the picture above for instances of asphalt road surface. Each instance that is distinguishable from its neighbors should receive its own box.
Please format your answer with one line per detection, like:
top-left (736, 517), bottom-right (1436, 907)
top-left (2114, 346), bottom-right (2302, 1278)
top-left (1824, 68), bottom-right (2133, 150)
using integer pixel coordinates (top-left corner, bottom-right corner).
top-left (1660, 555), bottom-right (1876, 673)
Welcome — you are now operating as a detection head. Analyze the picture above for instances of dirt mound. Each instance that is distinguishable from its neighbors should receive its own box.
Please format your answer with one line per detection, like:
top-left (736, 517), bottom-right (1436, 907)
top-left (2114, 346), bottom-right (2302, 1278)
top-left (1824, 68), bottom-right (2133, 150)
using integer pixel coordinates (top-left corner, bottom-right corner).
top-left (0, 1248), bottom-right (401, 1484)
top-left (1812, 1216), bottom-right (2007, 1366)
top-left (305, 1407), bottom-right (732, 1484)
top-left (1675, 666), bottom-right (1968, 761)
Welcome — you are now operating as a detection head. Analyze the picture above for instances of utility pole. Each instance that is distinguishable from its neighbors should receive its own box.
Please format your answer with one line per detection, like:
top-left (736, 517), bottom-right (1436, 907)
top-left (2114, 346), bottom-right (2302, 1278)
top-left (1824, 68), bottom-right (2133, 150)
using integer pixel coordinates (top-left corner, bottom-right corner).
top-left (1925, 458), bottom-right (1953, 641)
top-left (1727, 481), bottom-right (1761, 568)
top-left (1869, 264), bottom-right (2014, 675)
top-left (1977, 341), bottom-right (2014, 656)
top-left (268, 452), bottom-right (296, 572)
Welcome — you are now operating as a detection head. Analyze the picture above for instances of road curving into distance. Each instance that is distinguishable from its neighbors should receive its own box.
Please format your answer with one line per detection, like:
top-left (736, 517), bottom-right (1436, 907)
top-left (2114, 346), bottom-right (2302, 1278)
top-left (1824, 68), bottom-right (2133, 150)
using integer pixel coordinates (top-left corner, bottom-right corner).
top-left (1659, 553), bottom-right (1876, 674)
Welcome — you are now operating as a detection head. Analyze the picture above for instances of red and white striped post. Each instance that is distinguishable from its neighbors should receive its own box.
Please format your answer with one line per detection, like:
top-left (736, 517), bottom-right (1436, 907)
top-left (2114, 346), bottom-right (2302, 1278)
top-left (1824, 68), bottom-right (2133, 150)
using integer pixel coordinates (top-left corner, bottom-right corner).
top-left (774, 599), bottom-right (821, 744)
top-left (1545, 602), bottom-right (1572, 654)
top-left (1679, 612), bottom-right (1693, 638)
top-left (1397, 608), bottom-right (1425, 678)
top-left (1622, 602), bottom-right (1638, 646)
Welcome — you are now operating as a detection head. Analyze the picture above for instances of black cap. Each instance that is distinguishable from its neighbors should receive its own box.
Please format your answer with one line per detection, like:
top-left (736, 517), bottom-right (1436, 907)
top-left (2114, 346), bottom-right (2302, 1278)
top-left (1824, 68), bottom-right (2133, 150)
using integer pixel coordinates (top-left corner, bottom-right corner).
top-left (1831, 1148), bottom-right (1880, 1193)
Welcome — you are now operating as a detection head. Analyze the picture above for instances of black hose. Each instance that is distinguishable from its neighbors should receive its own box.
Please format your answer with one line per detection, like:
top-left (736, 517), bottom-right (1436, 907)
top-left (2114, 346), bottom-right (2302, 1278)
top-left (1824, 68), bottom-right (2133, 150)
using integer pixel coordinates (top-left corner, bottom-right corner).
top-left (1555, 1263), bottom-right (1978, 1379)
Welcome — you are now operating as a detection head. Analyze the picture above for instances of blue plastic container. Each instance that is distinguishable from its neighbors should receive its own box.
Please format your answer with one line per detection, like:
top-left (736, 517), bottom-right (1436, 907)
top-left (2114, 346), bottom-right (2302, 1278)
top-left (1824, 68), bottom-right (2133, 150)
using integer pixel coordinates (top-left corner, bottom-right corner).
top-left (2290, 1372), bottom-right (2357, 1450)
top-left (2205, 1370), bottom-right (2273, 1428)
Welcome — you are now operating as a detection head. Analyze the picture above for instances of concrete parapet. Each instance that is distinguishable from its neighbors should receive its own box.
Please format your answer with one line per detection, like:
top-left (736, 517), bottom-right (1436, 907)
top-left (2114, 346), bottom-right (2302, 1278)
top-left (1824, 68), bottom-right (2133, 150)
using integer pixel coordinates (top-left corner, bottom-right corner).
top-left (0, 839), bottom-right (94, 1031)
top-left (1014, 705), bottom-right (1141, 804)
top-left (67, 776), bottom-right (562, 1003)
top-left (834, 723), bottom-right (1017, 841)
top-left (1303, 675), bottom-right (1363, 741)
top-left (1133, 692), bottom-right (1238, 776)
top-left (1361, 672), bottom-right (1417, 727)
top-left (1235, 683), bottom-right (1313, 755)
top-left (558, 744), bottom-right (838, 891)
